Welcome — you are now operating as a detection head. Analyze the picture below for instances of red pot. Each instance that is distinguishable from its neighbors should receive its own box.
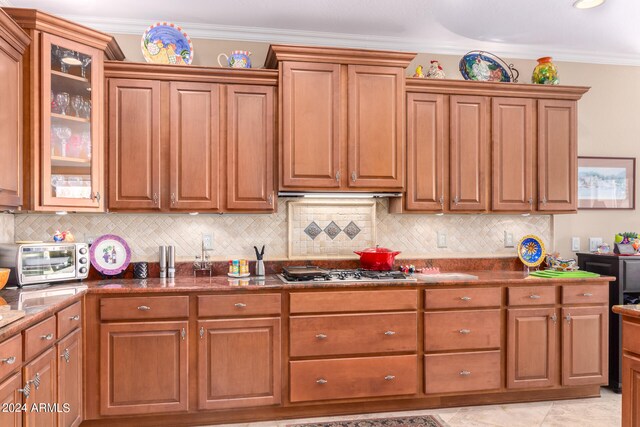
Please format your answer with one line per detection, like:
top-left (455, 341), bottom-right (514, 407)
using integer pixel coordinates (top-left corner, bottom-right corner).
top-left (354, 245), bottom-right (401, 271)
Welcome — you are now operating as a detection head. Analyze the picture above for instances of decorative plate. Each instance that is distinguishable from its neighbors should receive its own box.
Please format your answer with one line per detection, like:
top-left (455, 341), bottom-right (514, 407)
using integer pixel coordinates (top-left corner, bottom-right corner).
top-left (141, 22), bottom-right (193, 65)
top-left (517, 234), bottom-right (546, 268)
top-left (89, 234), bottom-right (131, 276)
top-left (459, 51), bottom-right (519, 83)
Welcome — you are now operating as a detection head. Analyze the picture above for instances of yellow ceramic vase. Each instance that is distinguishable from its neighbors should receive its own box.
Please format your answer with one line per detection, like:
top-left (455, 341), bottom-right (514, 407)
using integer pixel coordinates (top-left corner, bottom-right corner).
top-left (531, 57), bottom-right (559, 85)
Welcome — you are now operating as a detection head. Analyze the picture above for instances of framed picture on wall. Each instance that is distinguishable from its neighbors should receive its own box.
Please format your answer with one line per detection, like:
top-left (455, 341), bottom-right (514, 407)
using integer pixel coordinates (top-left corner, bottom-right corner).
top-left (578, 156), bottom-right (636, 209)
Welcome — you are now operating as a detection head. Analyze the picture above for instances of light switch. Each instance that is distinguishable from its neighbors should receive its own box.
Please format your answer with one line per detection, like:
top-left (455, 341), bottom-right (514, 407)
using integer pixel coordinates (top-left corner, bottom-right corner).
top-left (571, 237), bottom-right (580, 252)
top-left (202, 233), bottom-right (214, 250)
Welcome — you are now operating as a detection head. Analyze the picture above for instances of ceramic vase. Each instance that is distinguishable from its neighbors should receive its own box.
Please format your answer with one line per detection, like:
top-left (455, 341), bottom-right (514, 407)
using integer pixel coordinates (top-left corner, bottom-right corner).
top-left (531, 57), bottom-right (558, 85)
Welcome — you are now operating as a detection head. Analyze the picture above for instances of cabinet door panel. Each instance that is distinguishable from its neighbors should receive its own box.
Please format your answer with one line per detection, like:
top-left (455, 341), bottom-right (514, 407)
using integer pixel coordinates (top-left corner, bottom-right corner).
top-left (198, 318), bottom-right (281, 410)
top-left (23, 346), bottom-right (57, 427)
top-left (169, 82), bottom-right (220, 210)
top-left (281, 62), bottom-right (341, 189)
top-left (0, 372), bottom-right (22, 427)
top-left (348, 65), bottom-right (404, 189)
top-left (449, 95), bottom-right (489, 211)
top-left (226, 85), bottom-right (275, 211)
top-left (108, 79), bottom-right (161, 210)
top-left (100, 321), bottom-right (188, 416)
top-left (507, 307), bottom-right (558, 389)
top-left (492, 97), bottom-right (534, 211)
top-left (538, 99), bottom-right (577, 211)
top-left (562, 306), bottom-right (608, 386)
top-left (58, 328), bottom-right (82, 427)
top-left (0, 40), bottom-right (22, 208)
top-left (406, 93), bottom-right (445, 211)
top-left (623, 353), bottom-right (640, 427)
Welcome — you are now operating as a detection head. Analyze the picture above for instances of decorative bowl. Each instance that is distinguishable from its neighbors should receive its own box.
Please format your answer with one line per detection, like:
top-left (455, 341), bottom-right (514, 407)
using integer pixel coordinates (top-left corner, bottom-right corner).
top-left (0, 268), bottom-right (10, 290)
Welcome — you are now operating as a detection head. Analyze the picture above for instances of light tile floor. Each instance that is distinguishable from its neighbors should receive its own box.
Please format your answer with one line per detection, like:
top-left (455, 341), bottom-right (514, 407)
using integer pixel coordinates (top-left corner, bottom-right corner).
top-left (211, 388), bottom-right (621, 427)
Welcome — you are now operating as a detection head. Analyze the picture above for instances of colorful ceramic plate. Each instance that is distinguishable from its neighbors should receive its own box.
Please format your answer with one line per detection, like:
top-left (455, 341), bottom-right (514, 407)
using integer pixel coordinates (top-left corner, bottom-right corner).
top-left (141, 22), bottom-right (193, 65)
top-left (89, 234), bottom-right (131, 276)
top-left (517, 234), bottom-right (546, 268)
top-left (459, 51), bottom-right (519, 83)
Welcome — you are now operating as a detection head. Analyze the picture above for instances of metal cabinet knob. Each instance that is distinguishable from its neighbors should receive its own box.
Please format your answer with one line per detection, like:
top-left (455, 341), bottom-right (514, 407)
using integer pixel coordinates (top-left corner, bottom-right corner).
top-left (528, 197), bottom-right (533, 206)
top-left (458, 329), bottom-right (471, 335)
top-left (171, 193), bottom-right (177, 206)
top-left (529, 294), bottom-right (541, 299)
top-left (335, 170), bottom-right (341, 182)
top-left (565, 314), bottom-right (572, 324)
top-left (95, 192), bottom-right (101, 203)
top-left (351, 171), bottom-right (357, 182)
top-left (550, 313), bottom-right (557, 324)
top-left (41, 333), bottom-right (53, 341)
top-left (153, 192), bottom-right (159, 205)
top-left (316, 378), bottom-right (328, 385)
top-left (199, 326), bottom-right (205, 338)
top-left (384, 331), bottom-right (396, 336)
top-left (69, 315), bottom-right (80, 321)
top-left (384, 375), bottom-right (396, 381)
top-left (439, 195), bottom-right (444, 208)
top-left (315, 333), bottom-right (327, 340)
top-left (137, 305), bottom-right (151, 311)
top-left (541, 197), bottom-right (547, 205)
top-left (459, 370), bottom-right (472, 376)
top-left (453, 196), bottom-right (460, 205)
top-left (268, 193), bottom-right (274, 206)
top-left (0, 356), bottom-right (16, 365)
top-left (234, 303), bottom-right (247, 308)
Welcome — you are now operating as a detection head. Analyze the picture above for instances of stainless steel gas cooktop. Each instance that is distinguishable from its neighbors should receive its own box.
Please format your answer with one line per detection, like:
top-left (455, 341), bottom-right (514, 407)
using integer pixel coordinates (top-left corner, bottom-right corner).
top-left (277, 266), bottom-right (417, 284)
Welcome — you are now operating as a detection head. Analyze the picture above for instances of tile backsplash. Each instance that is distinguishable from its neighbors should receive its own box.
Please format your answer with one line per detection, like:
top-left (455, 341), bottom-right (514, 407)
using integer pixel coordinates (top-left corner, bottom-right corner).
top-left (14, 199), bottom-right (551, 262)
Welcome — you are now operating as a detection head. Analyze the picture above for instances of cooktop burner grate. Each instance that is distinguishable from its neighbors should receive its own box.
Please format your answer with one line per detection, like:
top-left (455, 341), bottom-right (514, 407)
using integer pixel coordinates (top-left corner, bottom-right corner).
top-left (279, 266), bottom-right (415, 283)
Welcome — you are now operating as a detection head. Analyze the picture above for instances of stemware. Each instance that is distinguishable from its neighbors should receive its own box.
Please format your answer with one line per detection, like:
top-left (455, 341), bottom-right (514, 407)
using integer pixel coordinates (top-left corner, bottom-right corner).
top-left (50, 90), bottom-right (59, 114)
top-left (55, 92), bottom-right (70, 115)
top-left (80, 56), bottom-right (92, 78)
top-left (82, 100), bottom-right (92, 119)
top-left (54, 126), bottom-right (72, 157)
top-left (81, 132), bottom-right (92, 160)
top-left (71, 95), bottom-right (84, 117)
top-left (53, 46), bottom-right (68, 72)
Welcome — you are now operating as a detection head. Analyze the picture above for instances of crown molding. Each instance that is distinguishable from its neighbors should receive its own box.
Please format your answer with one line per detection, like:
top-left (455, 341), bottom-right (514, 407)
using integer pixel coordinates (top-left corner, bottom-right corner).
top-left (61, 14), bottom-right (640, 67)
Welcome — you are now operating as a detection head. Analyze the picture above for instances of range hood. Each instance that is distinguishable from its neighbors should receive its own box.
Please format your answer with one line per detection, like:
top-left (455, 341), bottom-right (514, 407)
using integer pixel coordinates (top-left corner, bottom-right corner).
top-left (278, 192), bottom-right (402, 198)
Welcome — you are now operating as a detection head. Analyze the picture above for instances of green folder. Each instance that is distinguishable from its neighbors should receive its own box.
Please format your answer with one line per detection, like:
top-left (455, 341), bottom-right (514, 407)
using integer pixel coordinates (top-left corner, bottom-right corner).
top-left (528, 270), bottom-right (600, 279)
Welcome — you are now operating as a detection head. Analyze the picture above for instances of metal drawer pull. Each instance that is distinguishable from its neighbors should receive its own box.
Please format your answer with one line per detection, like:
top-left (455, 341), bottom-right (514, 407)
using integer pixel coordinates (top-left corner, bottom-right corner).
top-left (234, 303), bottom-right (247, 308)
top-left (581, 293), bottom-right (593, 297)
top-left (384, 331), bottom-right (396, 336)
top-left (61, 348), bottom-right (70, 363)
top-left (18, 383), bottom-right (30, 399)
top-left (315, 333), bottom-right (327, 340)
top-left (41, 333), bottom-right (53, 341)
top-left (351, 171), bottom-right (357, 182)
top-left (0, 356), bottom-right (16, 365)
top-left (181, 328), bottom-right (186, 340)
top-left (384, 375), bottom-right (396, 381)
top-left (459, 370), bottom-right (472, 376)
top-left (137, 305), bottom-right (151, 311)
top-left (69, 315), bottom-right (80, 321)
top-left (458, 329), bottom-right (471, 335)
top-left (460, 296), bottom-right (472, 301)
top-left (33, 373), bottom-right (41, 390)
top-left (529, 294), bottom-right (541, 299)
top-left (316, 378), bottom-right (328, 385)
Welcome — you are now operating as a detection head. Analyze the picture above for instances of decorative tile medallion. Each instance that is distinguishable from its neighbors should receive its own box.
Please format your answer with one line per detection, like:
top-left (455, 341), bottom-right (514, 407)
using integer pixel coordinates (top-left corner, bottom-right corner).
top-left (343, 221), bottom-right (361, 240)
top-left (304, 221), bottom-right (323, 240)
top-left (323, 221), bottom-right (342, 240)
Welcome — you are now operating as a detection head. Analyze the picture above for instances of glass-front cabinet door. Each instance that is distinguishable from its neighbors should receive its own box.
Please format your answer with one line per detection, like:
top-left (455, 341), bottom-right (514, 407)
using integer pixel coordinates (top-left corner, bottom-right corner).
top-left (41, 33), bottom-right (103, 210)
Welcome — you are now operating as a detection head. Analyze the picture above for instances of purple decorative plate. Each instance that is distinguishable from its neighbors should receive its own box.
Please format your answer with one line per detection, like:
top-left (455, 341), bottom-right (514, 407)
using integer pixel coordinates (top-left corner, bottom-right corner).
top-left (89, 234), bottom-right (131, 275)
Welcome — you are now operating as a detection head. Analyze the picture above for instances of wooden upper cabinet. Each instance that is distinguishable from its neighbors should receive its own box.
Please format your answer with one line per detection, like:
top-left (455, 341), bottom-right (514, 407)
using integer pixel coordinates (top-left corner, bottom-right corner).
top-left (100, 321), bottom-right (189, 416)
top-left (492, 98), bottom-right (535, 211)
top-left (226, 85), bottom-right (276, 211)
top-left (449, 95), bottom-right (490, 211)
top-left (538, 99), bottom-right (577, 212)
top-left (562, 305), bottom-right (608, 386)
top-left (348, 65), bottom-right (404, 189)
top-left (280, 62), bottom-right (341, 189)
top-left (405, 92), bottom-right (446, 211)
top-left (0, 10), bottom-right (29, 209)
top-left (507, 307), bottom-right (558, 389)
top-left (108, 79), bottom-right (161, 210)
top-left (169, 82), bottom-right (220, 211)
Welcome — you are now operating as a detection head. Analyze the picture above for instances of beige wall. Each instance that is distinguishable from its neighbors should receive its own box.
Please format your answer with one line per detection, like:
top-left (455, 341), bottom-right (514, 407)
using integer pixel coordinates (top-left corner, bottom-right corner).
top-left (111, 34), bottom-right (640, 258)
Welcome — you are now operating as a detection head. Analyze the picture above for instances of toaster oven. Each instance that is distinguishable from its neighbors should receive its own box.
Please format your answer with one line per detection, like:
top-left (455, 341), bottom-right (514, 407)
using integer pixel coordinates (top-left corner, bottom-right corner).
top-left (0, 243), bottom-right (89, 287)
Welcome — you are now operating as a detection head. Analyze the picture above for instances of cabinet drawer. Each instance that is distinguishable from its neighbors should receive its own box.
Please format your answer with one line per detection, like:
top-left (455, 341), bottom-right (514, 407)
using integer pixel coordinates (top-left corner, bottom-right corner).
top-left (424, 287), bottom-right (501, 309)
top-left (0, 335), bottom-right (22, 380)
top-left (562, 285), bottom-right (608, 305)
top-left (24, 316), bottom-right (56, 360)
top-left (424, 310), bottom-right (501, 351)
top-left (100, 296), bottom-right (189, 320)
top-left (290, 290), bottom-right (417, 314)
top-left (290, 312), bottom-right (417, 357)
top-left (508, 286), bottom-right (556, 306)
top-left (57, 301), bottom-right (82, 338)
top-left (198, 294), bottom-right (281, 317)
top-left (424, 351), bottom-right (500, 394)
top-left (290, 355), bottom-right (417, 402)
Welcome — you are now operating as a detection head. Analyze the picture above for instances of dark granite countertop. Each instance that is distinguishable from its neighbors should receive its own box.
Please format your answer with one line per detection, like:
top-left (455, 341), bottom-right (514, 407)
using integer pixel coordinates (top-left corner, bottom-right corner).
top-left (0, 270), bottom-right (614, 342)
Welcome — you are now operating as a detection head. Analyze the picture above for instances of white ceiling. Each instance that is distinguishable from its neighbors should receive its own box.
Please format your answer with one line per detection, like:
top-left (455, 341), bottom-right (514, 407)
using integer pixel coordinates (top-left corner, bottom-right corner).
top-left (2, 0), bottom-right (639, 65)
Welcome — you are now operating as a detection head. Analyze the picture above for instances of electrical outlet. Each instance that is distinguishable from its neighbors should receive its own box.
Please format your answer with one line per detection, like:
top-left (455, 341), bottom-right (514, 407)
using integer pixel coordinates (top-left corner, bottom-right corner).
top-left (571, 237), bottom-right (581, 252)
top-left (504, 231), bottom-right (514, 248)
top-left (589, 237), bottom-right (603, 252)
top-left (437, 231), bottom-right (447, 248)
top-left (202, 233), bottom-right (214, 251)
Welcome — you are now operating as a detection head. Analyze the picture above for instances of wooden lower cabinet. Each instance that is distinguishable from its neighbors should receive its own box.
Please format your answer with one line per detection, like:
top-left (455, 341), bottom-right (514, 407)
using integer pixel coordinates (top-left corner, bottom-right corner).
top-left (100, 321), bottom-right (188, 416)
top-left (561, 306), bottom-right (608, 386)
top-left (425, 351), bottom-right (500, 394)
top-left (23, 346), bottom-right (57, 427)
top-left (0, 372), bottom-right (22, 427)
top-left (507, 307), bottom-right (558, 389)
top-left (57, 329), bottom-right (82, 427)
top-left (290, 355), bottom-right (417, 402)
top-left (623, 353), bottom-right (640, 427)
top-left (197, 318), bottom-right (281, 410)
